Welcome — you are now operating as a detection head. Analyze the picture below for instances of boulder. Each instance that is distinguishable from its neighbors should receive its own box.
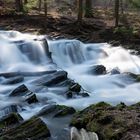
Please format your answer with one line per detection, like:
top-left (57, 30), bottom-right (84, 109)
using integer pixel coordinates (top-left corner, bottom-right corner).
top-left (79, 92), bottom-right (90, 97)
top-left (109, 40), bottom-right (120, 47)
top-left (89, 65), bottom-right (106, 75)
top-left (2, 76), bottom-right (24, 85)
top-left (0, 118), bottom-right (51, 140)
top-left (9, 84), bottom-right (29, 97)
top-left (25, 92), bottom-right (38, 104)
top-left (70, 102), bottom-right (140, 140)
top-left (36, 104), bottom-right (76, 118)
top-left (110, 68), bottom-right (120, 75)
top-left (0, 105), bottom-right (18, 119)
top-left (69, 83), bottom-right (81, 92)
top-left (32, 71), bottom-right (68, 87)
top-left (54, 105), bottom-right (76, 117)
top-left (0, 113), bottom-right (23, 130)
top-left (66, 91), bottom-right (73, 99)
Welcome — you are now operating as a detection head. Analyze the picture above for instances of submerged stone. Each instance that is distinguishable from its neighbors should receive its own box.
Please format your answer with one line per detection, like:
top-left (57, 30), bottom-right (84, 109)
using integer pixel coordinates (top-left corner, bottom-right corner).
top-left (25, 92), bottom-right (38, 104)
top-left (9, 84), bottom-right (29, 97)
top-left (89, 65), bottom-right (106, 75)
top-left (2, 76), bottom-right (24, 85)
top-left (69, 83), bottom-right (81, 92)
top-left (0, 118), bottom-right (51, 140)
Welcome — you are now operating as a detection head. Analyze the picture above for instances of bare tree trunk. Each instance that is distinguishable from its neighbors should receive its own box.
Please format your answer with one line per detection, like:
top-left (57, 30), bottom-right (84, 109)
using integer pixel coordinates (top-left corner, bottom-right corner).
top-left (15, 0), bottom-right (23, 12)
top-left (38, 0), bottom-right (42, 12)
top-left (77, 0), bottom-right (83, 23)
top-left (44, 0), bottom-right (47, 17)
top-left (120, 0), bottom-right (124, 14)
top-left (24, 0), bottom-right (28, 4)
top-left (85, 0), bottom-right (93, 18)
top-left (115, 0), bottom-right (120, 27)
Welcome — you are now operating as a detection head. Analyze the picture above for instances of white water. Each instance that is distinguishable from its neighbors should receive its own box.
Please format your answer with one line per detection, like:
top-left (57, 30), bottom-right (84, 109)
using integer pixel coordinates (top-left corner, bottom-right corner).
top-left (0, 31), bottom-right (140, 124)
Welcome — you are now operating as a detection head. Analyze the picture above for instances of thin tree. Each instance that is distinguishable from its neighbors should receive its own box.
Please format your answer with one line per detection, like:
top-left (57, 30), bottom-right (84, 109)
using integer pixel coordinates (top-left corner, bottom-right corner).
top-left (85, 0), bottom-right (93, 18)
top-left (115, 0), bottom-right (120, 27)
top-left (15, 0), bottom-right (23, 12)
top-left (38, 0), bottom-right (42, 12)
top-left (77, 0), bottom-right (83, 23)
top-left (44, 0), bottom-right (47, 17)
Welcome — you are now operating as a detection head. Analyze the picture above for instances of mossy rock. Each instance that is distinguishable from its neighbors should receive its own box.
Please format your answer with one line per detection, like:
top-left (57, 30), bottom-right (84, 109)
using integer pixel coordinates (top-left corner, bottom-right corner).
top-left (0, 117), bottom-right (50, 140)
top-left (70, 102), bottom-right (140, 140)
top-left (54, 105), bottom-right (76, 117)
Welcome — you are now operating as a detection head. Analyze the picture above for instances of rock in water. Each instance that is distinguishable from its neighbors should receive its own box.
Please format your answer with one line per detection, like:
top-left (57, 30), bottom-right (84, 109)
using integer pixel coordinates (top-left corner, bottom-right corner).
top-left (0, 118), bottom-right (51, 140)
top-left (0, 105), bottom-right (18, 119)
top-left (89, 65), bottom-right (106, 75)
top-left (69, 83), bottom-right (81, 92)
top-left (1, 76), bottom-right (24, 85)
top-left (71, 127), bottom-right (98, 140)
top-left (9, 84), bottom-right (29, 97)
top-left (32, 71), bottom-right (68, 86)
top-left (25, 92), bottom-right (38, 104)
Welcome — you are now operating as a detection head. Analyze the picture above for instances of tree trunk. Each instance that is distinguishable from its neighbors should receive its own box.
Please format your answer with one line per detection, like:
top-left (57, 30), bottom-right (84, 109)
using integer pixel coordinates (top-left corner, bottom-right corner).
top-left (77, 0), bottom-right (83, 23)
top-left (38, 0), bottom-right (42, 12)
top-left (44, 0), bottom-right (47, 17)
top-left (24, 0), bottom-right (28, 4)
top-left (115, 0), bottom-right (119, 27)
top-left (15, 0), bottom-right (23, 12)
top-left (85, 0), bottom-right (93, 18)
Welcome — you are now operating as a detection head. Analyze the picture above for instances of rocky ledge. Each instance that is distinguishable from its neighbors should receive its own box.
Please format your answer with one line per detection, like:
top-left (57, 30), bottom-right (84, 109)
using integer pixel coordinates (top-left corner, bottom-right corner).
top-left (70, 102), bottom-right (140, 140)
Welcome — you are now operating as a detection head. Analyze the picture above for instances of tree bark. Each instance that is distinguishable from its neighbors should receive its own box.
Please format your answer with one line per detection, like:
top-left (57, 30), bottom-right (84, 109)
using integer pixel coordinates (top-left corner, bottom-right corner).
top-left (44, 0), bottom-right (47, 17)
top-left (115, 0), bottom-right (119, 27)
top-left (77, 0), bottom-right (83, 23)
top-left (85, 0), bottom-right (93, 18)
top-left (15, 0), bottom-right (23, 12)
top-left (38, 0), bottom-right (42, 12)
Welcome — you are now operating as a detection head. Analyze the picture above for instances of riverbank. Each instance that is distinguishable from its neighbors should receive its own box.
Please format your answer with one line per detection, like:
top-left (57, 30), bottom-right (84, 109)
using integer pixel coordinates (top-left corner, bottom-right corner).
top-left (0, 14), bottom-right (140, 53)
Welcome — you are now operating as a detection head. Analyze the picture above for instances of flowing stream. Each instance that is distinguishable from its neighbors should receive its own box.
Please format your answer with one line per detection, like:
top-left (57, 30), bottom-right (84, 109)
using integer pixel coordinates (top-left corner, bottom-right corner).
top-left (0, 30), bottom-right (140, 139)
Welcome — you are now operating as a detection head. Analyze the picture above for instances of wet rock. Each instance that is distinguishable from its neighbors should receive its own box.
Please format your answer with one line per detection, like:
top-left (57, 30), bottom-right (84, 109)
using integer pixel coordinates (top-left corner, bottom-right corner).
top-left (0, 117), bottom-right (51, 140)
top-left (2, 76), bottom-right (24, 85)
top-left (66, 91), bottom-right (73, 99)
top-left (9, 84), bottom-right (29, 97)
top-left (109, 40), bottom-right (120, 46)
top-left (36, 104), bottom-right (57, 116)
top-left (70, 102), bottom-right (140, 140)
top-left (25, 92), bottom-right (38, 104)
top-left (36, 104), bottom-right (76, 118)
top-left (54, 105), bottom-right (76, 117)
top-left (110, 68), bottom-right (120, 75)
top-left (69, 83), bottom-right (81, 92)
top-left (0, 105), bottom-right (18, 119)
top-left (32, 71), bottom-right (68, 87)
top-left (0, 113), bottom-right (23, 130)
top-left (126, 72), bottom-right (140, 82)
top-left (79, 92), bottom-right (90, 97)
top-left (89, 65), bottom-right (106, 75)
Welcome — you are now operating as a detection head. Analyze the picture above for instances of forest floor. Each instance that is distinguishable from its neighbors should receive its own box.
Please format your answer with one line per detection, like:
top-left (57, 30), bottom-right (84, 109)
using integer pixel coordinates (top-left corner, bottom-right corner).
top-left (0, 9), bottom-right (140, 53)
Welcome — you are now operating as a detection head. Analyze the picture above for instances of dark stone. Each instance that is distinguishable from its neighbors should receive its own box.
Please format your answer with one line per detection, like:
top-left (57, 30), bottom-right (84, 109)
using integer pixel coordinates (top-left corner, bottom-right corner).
top-left (66, 91), bottom-right (73, 99)
top-left (36, 104), bottom-right (57, 116)
top-left (0, 118), bottom-right (51, 140)
top-left (0, 105), bottom-right (18, 119)
top-left (109, 40), bottom-right (120, 46)
top-left (79, 92), bottom-right (90, 97)
top-left (32, 71), bottom-right (68, 87)
top-left (25, 92), bottom-right (38, 104)
top-left (69, 83), bottom-right (81, 92)
top-left (0, 113), bottom-right (23, 129)
top-left (89, 65), bottom-right (106, 75)
top-left (9, 84), bottom-right (29, 97)
top-left (54, 105), bottom-right (76, 117)
top-left (2, 76), bottom-right (24, 85)
top-left (110, 68), bottom-right (120, 75)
